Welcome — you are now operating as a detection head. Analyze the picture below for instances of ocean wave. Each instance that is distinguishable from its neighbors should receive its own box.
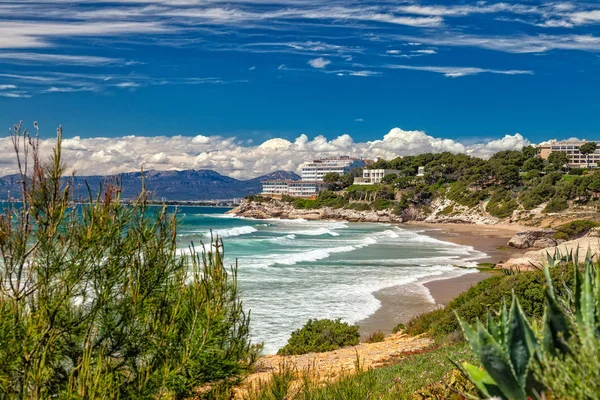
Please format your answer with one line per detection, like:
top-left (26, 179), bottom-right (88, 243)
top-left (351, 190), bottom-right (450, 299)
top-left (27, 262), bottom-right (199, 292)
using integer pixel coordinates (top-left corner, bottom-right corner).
top-left (295, 228), bottom-right (341, 237)
top-left (240, 235), bottom-right (378, 269)
top-left (206, 226), bottom-right (258, 238)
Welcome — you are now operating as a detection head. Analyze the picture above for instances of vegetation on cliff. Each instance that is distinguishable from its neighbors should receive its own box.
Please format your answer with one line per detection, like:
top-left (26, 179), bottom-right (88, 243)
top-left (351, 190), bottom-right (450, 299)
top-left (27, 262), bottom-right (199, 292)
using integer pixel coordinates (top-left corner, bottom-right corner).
top-left (249, 145), bottom-right (600, 222)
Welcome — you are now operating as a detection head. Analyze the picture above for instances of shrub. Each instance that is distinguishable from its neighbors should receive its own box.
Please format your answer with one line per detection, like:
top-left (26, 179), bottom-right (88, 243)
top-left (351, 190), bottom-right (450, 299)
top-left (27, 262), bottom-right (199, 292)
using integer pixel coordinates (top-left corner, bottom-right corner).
top-left (345, 202), bottom-right (372, 211)
top-left (0, 124), bottom-right (257, 398)
top-left (438, 204), bottom-right (454, 216)
top-left (403, 265), bottom-right (574, 340)
top-left (486, 189), bottom-right (518, 219)
top-left (372, 198), bottom-right (393, 211)
top-left (553, 219), bottom-right (600, 240)
top-left (543, 196), bottom-right (569, 213)
top-left (278, 319), bottom-right (360, 356)
top-left (569, 168), bottom-right (586, 175)
top-left (365, 331), bottom-right (385, 343)
top-left (520, 183), bottom-right (556, 210)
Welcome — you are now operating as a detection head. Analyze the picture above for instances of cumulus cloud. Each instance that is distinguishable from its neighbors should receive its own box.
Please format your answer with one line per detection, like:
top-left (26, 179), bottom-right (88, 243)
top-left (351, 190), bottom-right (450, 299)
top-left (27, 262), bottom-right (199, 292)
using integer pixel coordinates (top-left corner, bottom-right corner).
top-left (0, 127), bottom-right (531, 179)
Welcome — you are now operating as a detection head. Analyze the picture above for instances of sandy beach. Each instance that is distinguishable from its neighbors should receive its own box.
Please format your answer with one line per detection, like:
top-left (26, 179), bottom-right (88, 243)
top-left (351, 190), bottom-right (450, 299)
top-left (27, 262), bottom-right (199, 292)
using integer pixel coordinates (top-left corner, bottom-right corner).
top-left (358, 222), bottom-right (526, 337)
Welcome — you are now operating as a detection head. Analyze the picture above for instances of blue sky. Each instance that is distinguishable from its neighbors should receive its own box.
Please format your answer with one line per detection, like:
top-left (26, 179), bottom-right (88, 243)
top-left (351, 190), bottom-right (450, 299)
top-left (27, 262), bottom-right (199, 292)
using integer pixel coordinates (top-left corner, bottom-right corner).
top-left (1, 1), bottom-right (600, 177)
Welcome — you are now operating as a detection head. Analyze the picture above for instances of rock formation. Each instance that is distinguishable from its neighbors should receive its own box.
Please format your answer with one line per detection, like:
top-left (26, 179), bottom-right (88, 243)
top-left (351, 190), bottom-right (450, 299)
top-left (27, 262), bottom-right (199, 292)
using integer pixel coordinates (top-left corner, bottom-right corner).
top-left (507, 229), bottom-right (563, 249)
top-left (229, 199), bottom-right (403, 223)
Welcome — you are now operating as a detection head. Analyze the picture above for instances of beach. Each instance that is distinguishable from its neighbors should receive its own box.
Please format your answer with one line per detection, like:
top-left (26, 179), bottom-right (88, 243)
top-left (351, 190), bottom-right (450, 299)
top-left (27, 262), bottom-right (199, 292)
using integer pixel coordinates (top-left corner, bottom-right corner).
top-left (358, 222), bottom-right (526, 337)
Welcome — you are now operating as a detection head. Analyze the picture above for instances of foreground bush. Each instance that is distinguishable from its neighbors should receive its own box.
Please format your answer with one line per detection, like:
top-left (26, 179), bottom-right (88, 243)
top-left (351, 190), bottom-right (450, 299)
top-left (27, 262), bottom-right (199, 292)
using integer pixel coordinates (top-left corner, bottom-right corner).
top-left (278, 319), bottom-right (359, 355)
top-left (457, 251), bottom-right (600, 399)
top-left (0, 123), bottom-right (257, 398)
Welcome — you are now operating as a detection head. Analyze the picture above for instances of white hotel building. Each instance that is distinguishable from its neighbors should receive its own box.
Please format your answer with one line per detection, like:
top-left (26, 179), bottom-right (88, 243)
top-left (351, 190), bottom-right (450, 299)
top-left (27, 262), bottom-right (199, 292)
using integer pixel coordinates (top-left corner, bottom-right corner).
top-left (300, 157), bottom-right (367, 181)
top-left (538, 140), bottom-right (600, 168)
top-left (261, 180), bottom-right (330, 197)
top-left (261, 156), bottom-right (367, 198)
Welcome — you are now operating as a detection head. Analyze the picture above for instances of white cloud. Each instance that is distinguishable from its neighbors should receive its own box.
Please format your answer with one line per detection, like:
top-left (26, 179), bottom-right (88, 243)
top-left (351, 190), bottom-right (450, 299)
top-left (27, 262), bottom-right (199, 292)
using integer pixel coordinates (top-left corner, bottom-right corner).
top-left (394, 32), bottom-right (600, 54)
top-left (308, 57), bottom-right (331, 68)
top-left (0, 21), bottom-right (168, 49)
top-left (115, 82), bottom-right (140, 88)
top-left (0, 84), bottom-right (17, 90)
top-left (385, 64), bottom-right (534, 78)
top-left (0, 127), bottom-right (530, 179)
top-left (412, 49), bottom-right (437, 55)
top-left (0, 52), bottom-right (123, 65)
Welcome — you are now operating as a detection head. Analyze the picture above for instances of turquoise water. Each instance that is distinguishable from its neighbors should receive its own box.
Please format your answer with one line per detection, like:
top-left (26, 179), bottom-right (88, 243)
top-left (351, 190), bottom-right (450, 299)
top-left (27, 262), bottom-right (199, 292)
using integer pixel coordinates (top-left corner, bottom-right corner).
top-left (175, 206), bottom-right (485, 354)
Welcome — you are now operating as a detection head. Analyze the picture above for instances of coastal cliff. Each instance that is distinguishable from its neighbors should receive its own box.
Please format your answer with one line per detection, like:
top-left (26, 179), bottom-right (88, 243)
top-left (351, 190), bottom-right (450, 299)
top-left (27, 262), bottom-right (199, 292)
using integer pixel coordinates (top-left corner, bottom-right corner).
top-left (229, 199), bottom-right (404, 223)
top-left (230, 197), bottom-right (501, 225)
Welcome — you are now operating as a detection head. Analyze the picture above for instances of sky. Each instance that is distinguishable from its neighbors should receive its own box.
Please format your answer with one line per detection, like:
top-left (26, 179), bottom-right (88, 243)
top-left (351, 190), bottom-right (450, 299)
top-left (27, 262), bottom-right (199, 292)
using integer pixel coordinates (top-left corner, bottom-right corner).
top-left (1, 0), bottom-right (600, 178)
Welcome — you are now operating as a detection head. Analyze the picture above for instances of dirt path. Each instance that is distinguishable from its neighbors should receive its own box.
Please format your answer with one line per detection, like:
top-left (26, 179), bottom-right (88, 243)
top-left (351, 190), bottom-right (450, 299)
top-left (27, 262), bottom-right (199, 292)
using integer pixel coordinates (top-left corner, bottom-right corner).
top-left (236, 332), bottom-right (433, 397)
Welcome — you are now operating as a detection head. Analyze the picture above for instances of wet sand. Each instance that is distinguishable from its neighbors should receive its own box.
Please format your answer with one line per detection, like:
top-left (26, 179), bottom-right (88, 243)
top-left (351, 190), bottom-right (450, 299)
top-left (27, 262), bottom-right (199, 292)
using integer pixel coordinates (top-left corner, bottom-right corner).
top-left (358, 223), bottom-right (526, 338)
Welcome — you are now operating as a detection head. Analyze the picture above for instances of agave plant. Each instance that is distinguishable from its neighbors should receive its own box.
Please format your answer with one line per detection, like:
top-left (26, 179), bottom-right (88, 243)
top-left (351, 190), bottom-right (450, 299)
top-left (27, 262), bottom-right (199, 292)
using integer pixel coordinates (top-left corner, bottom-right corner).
top-left (456, 248), bottom-right (600, 399)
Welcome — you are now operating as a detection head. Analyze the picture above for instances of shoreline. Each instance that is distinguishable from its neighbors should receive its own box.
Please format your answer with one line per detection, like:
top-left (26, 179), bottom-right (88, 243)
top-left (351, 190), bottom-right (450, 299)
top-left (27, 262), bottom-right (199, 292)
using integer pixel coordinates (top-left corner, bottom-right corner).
top-left (358, 222), bottom-right (527, 338)
top-left (229, 209), bottom-right (529, 338)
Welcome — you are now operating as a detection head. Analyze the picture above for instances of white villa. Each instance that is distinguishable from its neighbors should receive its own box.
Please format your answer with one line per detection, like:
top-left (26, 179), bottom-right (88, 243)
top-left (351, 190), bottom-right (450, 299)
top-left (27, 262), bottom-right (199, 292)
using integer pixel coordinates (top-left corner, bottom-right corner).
top-left (353, 169), bottom-right (401, 185)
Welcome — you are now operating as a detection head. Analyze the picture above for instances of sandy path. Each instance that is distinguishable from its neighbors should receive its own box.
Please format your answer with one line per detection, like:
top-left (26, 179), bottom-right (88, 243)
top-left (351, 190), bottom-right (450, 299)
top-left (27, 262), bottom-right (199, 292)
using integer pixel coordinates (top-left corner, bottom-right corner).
top-left (236, 332), bottom-right (432, 397)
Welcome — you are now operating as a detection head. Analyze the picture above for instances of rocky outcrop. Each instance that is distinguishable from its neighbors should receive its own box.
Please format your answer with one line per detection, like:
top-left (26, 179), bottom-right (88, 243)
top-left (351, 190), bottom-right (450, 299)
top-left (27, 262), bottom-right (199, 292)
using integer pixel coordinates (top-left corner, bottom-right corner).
top-left (500, 235), bottom-right (600, 270)
top-left (422, 198), bottom-right (499, 225)
top-left (507, 229), bottom-right (563, 249)
top-left (229, 199), bottom-right (403, 223)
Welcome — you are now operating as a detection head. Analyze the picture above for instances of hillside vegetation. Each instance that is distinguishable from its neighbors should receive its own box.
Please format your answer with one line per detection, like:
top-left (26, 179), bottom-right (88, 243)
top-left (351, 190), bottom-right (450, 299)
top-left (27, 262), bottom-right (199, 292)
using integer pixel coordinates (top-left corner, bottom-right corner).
top-left (267, 146), bottom-right (600, 224)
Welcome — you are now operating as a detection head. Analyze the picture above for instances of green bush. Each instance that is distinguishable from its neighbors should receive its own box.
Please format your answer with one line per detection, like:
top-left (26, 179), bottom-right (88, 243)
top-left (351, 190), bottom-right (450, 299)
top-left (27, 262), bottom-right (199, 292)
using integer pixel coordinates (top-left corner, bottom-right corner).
top-left (372, 198), bottom-right (394, 211)
top-left (486, 189), bottom-right (518, 219)
top-left (553, 220), bottom-right (600, 240)
top-left (520, 183), bottom-right (556, 210)
top-left (403, 266), bottom-right (574, 340)
top-left (543, 196), bottom-right (569, 213)
top-left (365, 331), bottom-right (385, 343)
top-left (0, 124), bottom-right (257, 398)
top-left (278, 319), bottom-right (360, 356)
top-left (569, 167), bottom-right (586, 175)
top-left (345, 202), bottom-right (372, 211)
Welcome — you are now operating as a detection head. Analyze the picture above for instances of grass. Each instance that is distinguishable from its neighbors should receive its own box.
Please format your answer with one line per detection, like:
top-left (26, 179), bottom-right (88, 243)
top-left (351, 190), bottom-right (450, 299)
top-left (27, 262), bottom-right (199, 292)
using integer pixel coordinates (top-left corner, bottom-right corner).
top-left (246, 344), bottom-right (477, 400)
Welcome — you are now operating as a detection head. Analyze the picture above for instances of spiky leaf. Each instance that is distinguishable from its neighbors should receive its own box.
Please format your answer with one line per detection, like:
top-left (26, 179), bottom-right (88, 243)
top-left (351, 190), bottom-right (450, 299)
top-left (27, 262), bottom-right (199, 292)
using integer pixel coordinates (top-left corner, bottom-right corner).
top-left (477, 323), bottom-right (526, 400)
top-left (460, 362), bottom-right (504, 399)
top-left (507, 296), bottom-right (537, 388)
top-left (543, 289), bottom-right (573, 356)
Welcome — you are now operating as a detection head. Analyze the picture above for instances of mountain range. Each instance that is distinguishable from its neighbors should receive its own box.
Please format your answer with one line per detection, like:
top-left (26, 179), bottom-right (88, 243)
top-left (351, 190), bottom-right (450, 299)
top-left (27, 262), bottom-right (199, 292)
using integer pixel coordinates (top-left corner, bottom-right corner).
top-left (0, 170), bottom-right (300, 201)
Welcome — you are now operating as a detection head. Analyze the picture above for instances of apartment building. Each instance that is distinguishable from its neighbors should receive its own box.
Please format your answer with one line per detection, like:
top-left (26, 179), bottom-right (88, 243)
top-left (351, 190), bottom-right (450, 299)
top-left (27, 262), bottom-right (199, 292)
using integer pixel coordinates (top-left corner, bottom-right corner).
top-left (538, 140), bottom-right (600, 168)
top-left (353, 169), bottom-right (401, 185)
top-left (261, 180), bottom-right (330, 198)
top-left (300, 156), bottom-right (366, 181)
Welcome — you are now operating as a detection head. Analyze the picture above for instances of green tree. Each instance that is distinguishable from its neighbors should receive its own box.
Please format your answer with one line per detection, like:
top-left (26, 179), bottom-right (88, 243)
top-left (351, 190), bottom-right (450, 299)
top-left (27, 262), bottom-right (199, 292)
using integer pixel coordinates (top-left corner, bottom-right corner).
top-left (547, 151), bottom-right (569, 170)
top-left (579, 142), bottom-right (598, 168)
top-left (521, 145), bottom-right (537, 158)
top-left (0, 123), bottom-right (257, 398)
top-left (382, 173), bottom-right (398, 185)
top-left (322, 172), bottom-right (341, 184)
top-left (522, 157), bottom-right (545, 172)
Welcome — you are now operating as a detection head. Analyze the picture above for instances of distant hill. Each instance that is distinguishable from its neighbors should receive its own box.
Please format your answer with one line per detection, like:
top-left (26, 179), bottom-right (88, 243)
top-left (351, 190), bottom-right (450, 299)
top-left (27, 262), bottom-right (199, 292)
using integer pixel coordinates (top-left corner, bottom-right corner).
top-left (0, 170), bottom-right (300, 201)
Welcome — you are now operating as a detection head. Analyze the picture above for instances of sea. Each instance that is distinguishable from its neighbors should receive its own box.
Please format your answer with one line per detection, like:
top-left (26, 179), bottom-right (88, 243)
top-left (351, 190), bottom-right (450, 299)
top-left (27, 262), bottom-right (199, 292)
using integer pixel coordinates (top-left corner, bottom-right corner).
top-left (175, 206), bottom-right (486, 354)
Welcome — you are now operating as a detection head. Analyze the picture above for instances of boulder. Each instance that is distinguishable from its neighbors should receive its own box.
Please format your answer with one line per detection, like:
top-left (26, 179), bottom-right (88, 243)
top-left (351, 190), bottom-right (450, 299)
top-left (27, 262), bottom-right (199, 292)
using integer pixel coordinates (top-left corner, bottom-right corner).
top-left (586, 227), bottom-right (600, 238)
top-left (508, 229), bottom-right (560, 249)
